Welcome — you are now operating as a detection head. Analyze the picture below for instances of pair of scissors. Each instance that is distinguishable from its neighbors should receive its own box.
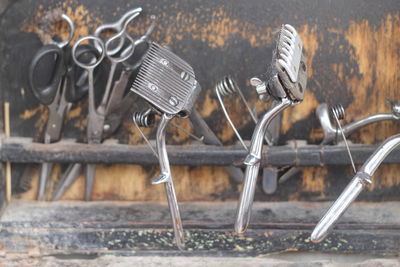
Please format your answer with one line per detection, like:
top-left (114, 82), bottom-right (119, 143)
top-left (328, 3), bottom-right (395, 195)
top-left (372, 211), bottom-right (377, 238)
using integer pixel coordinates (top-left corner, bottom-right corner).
top-left (52, 12), bottom-right (155, 201)
top-left (28, 14), bottom-right (101, 201)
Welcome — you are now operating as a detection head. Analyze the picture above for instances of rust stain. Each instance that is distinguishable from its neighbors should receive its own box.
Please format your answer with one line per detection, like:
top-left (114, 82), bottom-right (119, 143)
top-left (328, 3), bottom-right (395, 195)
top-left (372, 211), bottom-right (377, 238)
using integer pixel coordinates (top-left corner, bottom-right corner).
top-left (169, 117), bottom-right (193, 143)
top-left (298, 24), bottom-right (319, 77)
top-left (300, 167), bottom-right (328, 196)
top-left (66, 105), bottom-right (83, 119)
top-left (344, 14), bottom-right (399, 143)
top-left (159, 7), bottom-right (273, 48)
top-left (197, 89), bottom-right (219, 117)
top-left (343, 14), bottom-right (400, 189)
top-left (19, 106), bottom-right (42, 120)
top-left (281, 90), bottom-right (320, 134)
top-left (20, 3), bottom-right (102, 45)
top-left (19, 105), bottom-right (48, 135)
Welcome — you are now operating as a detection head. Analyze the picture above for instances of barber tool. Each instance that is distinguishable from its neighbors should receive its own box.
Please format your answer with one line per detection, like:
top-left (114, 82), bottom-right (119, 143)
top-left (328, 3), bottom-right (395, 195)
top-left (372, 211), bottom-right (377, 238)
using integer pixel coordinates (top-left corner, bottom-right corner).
top-left (51, 14), bottom-right (156, 201)
top-left (280, 99), bottom-right (400, 184)
top-left (28, 13), bottom-right (100, 200)
top-left (94, 7), bottom-right (143, 56)
top-left (319, 99), bottom-right (400, 145)
top-left (234, 24), bottom-right (308, 233)
top-left (215, 75), bottom-right (283, 186)
top-left (131, 42), bottom-right (201, 250)
top-left (311, 132), bottom-right (400, 243)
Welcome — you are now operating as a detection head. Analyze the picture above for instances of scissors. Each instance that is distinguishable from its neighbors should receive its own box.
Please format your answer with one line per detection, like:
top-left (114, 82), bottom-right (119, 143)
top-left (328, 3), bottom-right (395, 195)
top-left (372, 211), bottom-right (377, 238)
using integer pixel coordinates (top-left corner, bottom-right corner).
top-left (28, 14), bottom-right (101, 201)
top-left (53, 13), bottom-right (155, 201)
top-left (94, 7), bottom-right (142, 56)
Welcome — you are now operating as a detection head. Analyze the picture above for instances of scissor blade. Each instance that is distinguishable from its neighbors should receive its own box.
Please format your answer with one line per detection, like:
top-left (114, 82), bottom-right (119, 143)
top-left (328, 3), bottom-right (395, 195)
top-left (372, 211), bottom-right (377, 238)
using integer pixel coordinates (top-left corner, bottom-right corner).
top-left (85, 164), bottom-right (96, 201)
top-left (52, 163), bottom-right (83, 201)
top-left (44, 80), bottom-right (70, 143)
top-left (105, 69), bottom-right (132, 115)
top-left (37, 162), bottom-right (53, 201)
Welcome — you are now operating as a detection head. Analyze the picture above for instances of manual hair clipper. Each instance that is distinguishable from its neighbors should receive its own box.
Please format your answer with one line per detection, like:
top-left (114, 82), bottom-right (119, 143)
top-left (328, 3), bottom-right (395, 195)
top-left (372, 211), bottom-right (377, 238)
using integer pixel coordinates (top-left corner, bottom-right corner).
top-left (279, 99), bottom-right (400, 185)
top-left (235, 24), bottom-right (308, 233)
top-left (131, 42), bottom-right (201, 250)
top-left (311, 133), bottom-right (400, 243)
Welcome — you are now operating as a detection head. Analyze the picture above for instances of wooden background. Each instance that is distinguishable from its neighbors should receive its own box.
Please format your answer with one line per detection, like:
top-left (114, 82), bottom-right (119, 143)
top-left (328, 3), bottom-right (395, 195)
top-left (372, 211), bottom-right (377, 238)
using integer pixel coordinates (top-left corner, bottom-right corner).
top-left (0, 0), bottom-right (399, 202)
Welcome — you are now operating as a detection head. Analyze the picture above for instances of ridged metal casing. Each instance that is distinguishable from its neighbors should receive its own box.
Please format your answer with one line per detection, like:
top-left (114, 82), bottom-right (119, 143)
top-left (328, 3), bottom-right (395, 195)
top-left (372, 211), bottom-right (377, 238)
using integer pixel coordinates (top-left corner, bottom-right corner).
top-left (131, 42), bottom-right (201, 117)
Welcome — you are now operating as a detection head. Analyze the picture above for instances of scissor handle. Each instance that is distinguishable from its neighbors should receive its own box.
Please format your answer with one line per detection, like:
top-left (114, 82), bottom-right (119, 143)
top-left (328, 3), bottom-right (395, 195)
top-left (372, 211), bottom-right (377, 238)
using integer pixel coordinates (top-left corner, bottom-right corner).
top-left (94, 7), bottom-right (142, 56)
top-left (57, 14), bottom-right (75, 49)
top-left (28, 44), bottom-right (65, 105)
top-left (72, 36), bottom-right (105, 70)
top-left (65, 44), bottom-right (103, 103)
top-left (105, 14), bottom-right (138, 63)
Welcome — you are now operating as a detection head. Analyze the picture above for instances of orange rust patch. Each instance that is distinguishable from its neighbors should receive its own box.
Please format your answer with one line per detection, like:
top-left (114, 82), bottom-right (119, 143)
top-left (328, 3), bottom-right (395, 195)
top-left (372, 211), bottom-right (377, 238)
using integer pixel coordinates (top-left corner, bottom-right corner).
top-left (19, 105), bottom-right (48, 134)
top-left (300, 167), bottom-right (328, 196)
top-left (66, 105), bottom-right (83, 119)
top-left (344, 14), bottom-right (399, 144)
top-left (281, 90), bottom-right (320, 134)
top-left (298, 24), bottom-right (319, 77)
top-left (159, 7), bottom-right (273, 48)
top-left (342, 14), bottom-right (400, 189)
top-left (20, 3), bottom-right (102, 45)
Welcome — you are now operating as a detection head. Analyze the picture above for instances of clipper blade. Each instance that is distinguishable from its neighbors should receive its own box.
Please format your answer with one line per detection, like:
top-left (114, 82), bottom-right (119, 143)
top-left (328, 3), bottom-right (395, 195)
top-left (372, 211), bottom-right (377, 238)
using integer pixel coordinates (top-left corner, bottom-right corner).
top-left (265, 24), bottom-right (307, 102)
top-left (131, 42), bottom-right (201, 117)
top-left (277, 24), bottom-right (303, 83)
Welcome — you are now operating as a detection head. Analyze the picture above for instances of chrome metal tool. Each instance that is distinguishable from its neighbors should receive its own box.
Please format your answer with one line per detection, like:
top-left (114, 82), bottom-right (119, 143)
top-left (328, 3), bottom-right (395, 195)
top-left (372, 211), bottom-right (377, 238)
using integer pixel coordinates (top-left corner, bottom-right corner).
top-left (235, 24), bottom-right (308, 233)
top-left (311, 133), bottom-right (400, 243)
top-left (318, 99), bottom-right (400, 145)
top-left (214, 75), bottom-right (282, 187)
top-left (280, 99), bottom-right (400, 184)
top-left (130, 42), bottom-right (201, 250)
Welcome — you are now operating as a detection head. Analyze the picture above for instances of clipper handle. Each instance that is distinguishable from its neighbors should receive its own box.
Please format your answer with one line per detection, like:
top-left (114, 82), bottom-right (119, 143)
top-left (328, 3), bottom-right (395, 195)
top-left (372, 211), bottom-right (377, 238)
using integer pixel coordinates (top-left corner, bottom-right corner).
top-left (235, 98), bottom-right (291, 233)
top-left (234, 163), bottom-right (260, 233)
top-left (311, 175), bottom-right (367, 243)
top-left (154, 113), bottom-right (185, 250)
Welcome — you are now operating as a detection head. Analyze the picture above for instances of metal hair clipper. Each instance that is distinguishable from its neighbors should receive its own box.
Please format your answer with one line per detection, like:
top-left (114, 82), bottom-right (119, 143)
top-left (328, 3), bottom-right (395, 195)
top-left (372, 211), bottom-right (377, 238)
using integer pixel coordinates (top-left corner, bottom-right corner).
top-left (235, 24), bottom-right (308, 233)
top-left (311, 133), bottom-right (400, 243)
top-left (318, 99), bottom-right (400, 145)
top-left (214, 75), bottom-right (282, 188)
top-left (130, 42), bottom-right (201, 250)
top-left (277, 99), bottom-right (400, 186)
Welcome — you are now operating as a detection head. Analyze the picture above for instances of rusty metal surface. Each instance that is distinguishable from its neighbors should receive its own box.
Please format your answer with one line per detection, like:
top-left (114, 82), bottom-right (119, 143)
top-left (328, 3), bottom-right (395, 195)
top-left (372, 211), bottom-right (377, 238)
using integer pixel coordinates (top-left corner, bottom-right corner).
top-left (0, 0), bottom-right (399, 201)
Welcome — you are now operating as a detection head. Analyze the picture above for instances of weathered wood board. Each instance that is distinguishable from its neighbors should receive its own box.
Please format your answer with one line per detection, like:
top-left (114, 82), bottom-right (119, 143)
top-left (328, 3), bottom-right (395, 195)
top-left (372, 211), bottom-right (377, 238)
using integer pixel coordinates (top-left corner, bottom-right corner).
top-left (0, 0), bottom-right (399, 201)
top-left (1, 201), bottom-right (399, 256)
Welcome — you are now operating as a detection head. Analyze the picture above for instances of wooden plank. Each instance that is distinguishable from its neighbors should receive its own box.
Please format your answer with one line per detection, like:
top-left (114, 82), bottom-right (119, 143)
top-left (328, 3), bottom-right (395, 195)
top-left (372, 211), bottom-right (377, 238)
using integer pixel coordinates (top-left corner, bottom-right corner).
top-left (1, 137), bottom-right (400, 166)
top-left (0, 0), bottom-right (398, 201)
top-left (0, 201), bottom-right (399, 256)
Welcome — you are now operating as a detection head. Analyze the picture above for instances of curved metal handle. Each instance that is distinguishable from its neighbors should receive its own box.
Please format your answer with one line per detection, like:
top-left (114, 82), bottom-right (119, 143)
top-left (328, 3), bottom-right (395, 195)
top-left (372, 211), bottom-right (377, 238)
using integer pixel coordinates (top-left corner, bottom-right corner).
top-left (235, 98), bottom-right (292, 233)
top-left (56, 14), bottom-right (75, 49)
top-left (65, 44), bottom-right (102, 103)
top-left (94, 7), bottom-right (142, 56)
top-left (311, 134), bottom-right (400, 243)
top-left (29, 44), bottom-right (65, 105)
top-left (318, 103), bottom-right (400, 145)
top-left (152, 113), bottom-right (185, 250)
top-left (72, 36), bottom-right (105, 70)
